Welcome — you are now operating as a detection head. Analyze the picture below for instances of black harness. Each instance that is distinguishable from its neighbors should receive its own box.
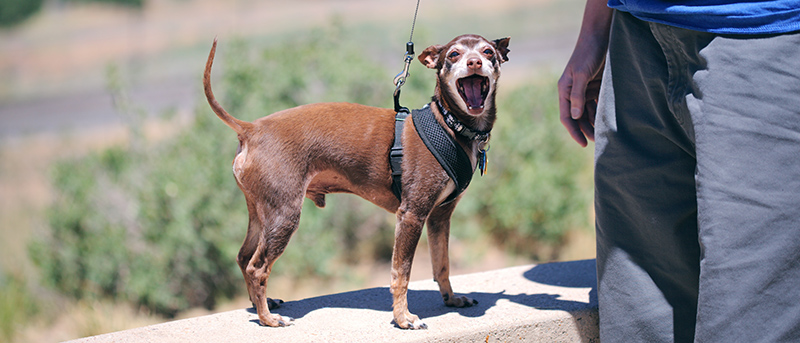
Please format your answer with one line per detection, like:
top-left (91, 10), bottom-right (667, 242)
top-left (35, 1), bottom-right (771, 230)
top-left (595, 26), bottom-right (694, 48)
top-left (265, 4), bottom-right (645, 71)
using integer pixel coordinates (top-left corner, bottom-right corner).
top-left (389, 109), bottom-right (408, 199)
top-left (389, 103), bottom-right (490, 205)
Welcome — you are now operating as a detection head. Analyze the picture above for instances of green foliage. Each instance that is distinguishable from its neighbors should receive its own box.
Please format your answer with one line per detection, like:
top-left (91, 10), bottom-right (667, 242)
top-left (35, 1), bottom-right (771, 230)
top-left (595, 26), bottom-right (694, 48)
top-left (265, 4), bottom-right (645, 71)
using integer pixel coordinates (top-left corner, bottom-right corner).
top-left (0, 0), bottom-right (144, 29)
top-left (219, 27), bottom-right (402, 120)
top-left (30, 137), bottom-right (244, 316)
top-left (0, 0), bottom-right (42, 28)
top-left (30, 56), bottom-right (251, 315)
top-left (32, 24), bottom-right (593, 316)
top-left (0, 271), bottom-right (38, 343)
top-left (67, 0), bottom-right (144, 9)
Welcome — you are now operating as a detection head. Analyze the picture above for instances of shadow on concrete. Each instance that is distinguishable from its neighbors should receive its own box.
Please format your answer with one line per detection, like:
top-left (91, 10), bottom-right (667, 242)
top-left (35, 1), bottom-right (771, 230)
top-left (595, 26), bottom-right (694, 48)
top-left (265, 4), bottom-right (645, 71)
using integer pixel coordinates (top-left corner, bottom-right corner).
top-left (523, 259), bottom-right (598, 343)
top-left (254, 259), bottom-right (597, 328)
top-left (523, 259), bottom-right (598, 307)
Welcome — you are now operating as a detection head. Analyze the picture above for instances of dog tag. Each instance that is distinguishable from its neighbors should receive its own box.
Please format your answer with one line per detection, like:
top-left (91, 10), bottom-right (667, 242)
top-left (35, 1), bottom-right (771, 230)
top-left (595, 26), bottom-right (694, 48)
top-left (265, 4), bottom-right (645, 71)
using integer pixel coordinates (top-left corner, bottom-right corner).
top-left (478, 148), bottom-right (488, 176)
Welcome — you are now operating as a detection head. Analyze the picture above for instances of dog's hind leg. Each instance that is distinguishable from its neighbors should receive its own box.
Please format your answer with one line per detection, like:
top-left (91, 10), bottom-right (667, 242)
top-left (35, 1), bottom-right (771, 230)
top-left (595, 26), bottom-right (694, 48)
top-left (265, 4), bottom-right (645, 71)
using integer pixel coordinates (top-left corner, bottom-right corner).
top-left (241, 195), bottom-right (303, 327)
top-left (236, 220), bottom-right (259, 307)
top-left (426, 201), bottom-right (477, 308)
top-left (236, 212), bottom-right (284, 311)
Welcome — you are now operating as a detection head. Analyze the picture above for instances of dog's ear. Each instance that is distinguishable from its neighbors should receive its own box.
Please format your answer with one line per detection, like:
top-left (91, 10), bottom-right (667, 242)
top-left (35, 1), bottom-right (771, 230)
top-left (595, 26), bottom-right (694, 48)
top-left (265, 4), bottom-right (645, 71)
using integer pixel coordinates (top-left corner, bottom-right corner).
top-left (418, 44), bottom-right (444, 69)
top-left (493, 37), bottom-right (511, 63)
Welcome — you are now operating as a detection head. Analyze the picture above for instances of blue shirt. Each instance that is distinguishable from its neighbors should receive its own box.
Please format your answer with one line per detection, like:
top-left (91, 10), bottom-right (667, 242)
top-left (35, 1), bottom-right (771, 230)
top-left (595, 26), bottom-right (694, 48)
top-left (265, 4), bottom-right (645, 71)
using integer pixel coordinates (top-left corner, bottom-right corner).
top-left (607, 0), bottom-right (800, 34)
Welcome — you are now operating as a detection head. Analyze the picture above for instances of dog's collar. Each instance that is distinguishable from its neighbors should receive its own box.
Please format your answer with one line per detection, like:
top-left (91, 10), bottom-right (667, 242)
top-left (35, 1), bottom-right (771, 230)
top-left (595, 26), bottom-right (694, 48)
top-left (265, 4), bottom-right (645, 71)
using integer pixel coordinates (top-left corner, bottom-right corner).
top-left (436, 102), bottom-right (490, 142)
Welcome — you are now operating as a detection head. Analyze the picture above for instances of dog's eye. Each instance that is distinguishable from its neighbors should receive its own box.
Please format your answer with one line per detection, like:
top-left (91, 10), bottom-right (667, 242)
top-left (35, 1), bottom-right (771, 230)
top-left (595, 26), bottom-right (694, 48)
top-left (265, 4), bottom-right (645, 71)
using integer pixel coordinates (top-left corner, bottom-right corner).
top-left (448, 51), bottom-right (460, 59)
top-left (483, 48), bottom-right (494, 56)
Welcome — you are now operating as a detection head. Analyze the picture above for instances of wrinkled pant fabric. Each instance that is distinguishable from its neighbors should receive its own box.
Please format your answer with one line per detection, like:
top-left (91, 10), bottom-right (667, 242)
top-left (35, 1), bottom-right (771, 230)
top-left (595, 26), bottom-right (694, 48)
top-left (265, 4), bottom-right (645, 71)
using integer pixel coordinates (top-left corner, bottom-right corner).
top-left (594, 10), bottom-right (800, 343)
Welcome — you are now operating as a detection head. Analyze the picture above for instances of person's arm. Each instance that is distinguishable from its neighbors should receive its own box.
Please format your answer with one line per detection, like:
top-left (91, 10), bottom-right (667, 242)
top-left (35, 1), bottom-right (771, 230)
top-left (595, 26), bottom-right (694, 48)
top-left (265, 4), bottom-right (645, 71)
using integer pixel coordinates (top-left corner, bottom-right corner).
top-left (557, 0), bottom-right (613, 147)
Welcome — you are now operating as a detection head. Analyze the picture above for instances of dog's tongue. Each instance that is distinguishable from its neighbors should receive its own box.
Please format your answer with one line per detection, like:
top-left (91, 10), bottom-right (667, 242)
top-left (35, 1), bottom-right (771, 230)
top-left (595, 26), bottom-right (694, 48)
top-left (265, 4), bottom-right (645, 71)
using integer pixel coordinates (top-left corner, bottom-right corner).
top-left (461, 76), bottom-right (484, 109)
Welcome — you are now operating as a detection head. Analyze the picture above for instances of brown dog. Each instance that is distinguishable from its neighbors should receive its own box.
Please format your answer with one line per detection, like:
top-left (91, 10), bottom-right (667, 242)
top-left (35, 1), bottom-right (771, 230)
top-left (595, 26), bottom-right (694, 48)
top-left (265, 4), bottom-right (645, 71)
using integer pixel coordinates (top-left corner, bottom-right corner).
top-left (203, 34), bottom-right (509, 329)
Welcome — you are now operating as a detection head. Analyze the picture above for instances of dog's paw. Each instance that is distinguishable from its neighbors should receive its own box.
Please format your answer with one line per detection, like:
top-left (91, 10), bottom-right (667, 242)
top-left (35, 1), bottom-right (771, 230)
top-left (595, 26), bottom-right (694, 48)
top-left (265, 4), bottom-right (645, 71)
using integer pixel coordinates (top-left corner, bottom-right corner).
top-left (259, 313), bottom-right (294, 327)
top-left (444, 295), bottom-right (478, 308)
top-left (411, 319), bottom-right (428, 330)
top-left (395, 313), bottom-right (428, 330)
top-left (403, 318), bottom-right (428, 330)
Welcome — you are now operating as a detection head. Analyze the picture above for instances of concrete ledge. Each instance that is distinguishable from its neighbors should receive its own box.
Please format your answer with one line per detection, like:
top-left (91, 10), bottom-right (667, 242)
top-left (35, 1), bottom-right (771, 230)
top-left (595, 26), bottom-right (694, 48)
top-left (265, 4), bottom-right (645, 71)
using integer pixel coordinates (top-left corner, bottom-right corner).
top-left (69, 259), bottom-right (598, 343)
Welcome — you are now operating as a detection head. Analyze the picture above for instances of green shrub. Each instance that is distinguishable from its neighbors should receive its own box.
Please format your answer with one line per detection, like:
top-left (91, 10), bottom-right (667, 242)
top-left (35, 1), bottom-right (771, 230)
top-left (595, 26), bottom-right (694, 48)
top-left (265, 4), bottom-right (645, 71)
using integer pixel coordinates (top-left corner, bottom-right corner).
top-left (0, 271), bottom-right (38, 343)
top-left (0, 0), bottom-right (43, 28)
top-left (67, 0), bottom-right (143, 9)
top-left (0, 0), bottom-right (144, 29)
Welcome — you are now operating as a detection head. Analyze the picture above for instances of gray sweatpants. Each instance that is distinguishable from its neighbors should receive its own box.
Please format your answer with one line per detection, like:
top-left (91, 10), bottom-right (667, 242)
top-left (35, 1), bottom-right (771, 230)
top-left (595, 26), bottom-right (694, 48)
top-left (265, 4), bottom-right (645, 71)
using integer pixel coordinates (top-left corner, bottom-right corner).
top-left (595, 11), bottom-right (800, 343)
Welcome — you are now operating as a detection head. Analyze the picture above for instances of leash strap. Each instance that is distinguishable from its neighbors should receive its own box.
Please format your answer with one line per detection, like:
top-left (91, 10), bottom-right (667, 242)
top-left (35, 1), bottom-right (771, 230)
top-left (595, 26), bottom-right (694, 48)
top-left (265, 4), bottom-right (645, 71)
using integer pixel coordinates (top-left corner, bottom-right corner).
top-left (390, 109), bottom-right (409, 200)
top-left (408, 0), bottom-right (421, 42)
top-left (412, 105), bottom-right (475, 204)
top-left (392, 0), bottom-right (422, 113)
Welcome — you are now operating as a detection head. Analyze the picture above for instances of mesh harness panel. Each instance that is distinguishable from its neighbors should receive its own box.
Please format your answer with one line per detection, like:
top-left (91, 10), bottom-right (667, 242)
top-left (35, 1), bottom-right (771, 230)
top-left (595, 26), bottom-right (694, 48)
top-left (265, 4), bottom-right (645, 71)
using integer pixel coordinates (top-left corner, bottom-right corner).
top-left (389, 105), bottom-right (475, 205)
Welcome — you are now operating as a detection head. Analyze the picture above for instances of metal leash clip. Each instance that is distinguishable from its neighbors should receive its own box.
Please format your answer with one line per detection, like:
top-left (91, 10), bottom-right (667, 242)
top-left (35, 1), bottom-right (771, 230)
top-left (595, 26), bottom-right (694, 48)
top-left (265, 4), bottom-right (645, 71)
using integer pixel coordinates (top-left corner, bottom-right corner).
top-left (393, 42), bottom-right (415, 113)
top-left (393, 43), bottom-right (415, 88)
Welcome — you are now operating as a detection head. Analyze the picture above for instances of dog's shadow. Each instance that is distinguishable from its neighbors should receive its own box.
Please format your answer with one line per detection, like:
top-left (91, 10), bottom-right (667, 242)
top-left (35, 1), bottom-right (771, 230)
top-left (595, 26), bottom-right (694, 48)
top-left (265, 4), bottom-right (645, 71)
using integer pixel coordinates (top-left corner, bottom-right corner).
top-left (247, 260), bottom-right (597, 326)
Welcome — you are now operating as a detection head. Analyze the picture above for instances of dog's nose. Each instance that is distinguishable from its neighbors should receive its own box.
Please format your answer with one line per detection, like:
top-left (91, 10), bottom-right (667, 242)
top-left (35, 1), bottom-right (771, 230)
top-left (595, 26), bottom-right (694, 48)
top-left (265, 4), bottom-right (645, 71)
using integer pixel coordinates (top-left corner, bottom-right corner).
top-left (467, 58), bottom-right (482, 70)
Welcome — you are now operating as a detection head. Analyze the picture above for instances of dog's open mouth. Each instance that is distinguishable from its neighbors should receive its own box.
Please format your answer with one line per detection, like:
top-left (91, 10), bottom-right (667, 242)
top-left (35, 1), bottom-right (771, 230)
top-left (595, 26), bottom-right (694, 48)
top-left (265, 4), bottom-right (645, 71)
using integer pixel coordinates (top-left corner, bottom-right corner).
top-left (457, 74), bottom-right (489, 114)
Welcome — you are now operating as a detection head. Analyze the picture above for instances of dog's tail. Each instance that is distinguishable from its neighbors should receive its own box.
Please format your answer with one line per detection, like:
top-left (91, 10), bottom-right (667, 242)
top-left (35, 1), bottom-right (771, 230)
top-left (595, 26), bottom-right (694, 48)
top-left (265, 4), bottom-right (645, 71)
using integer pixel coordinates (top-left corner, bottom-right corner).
top-left (204, 38), bottom-right (250, 134)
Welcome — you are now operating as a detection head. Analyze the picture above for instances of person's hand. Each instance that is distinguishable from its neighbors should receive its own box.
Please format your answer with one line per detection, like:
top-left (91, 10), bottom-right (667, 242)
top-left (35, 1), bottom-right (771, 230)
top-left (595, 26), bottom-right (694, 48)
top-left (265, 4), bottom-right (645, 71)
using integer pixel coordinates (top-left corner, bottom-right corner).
top-left (559, 55), bottom-right (602, 147)
top-left (557, 0), bottom-right (613, 147)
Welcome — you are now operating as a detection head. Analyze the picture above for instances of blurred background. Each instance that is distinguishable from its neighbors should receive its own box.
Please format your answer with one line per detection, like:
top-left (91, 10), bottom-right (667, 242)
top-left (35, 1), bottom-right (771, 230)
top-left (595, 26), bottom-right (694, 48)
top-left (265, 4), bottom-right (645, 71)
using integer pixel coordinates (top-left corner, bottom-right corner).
top-left (0, 0), bottom-right (593, 341)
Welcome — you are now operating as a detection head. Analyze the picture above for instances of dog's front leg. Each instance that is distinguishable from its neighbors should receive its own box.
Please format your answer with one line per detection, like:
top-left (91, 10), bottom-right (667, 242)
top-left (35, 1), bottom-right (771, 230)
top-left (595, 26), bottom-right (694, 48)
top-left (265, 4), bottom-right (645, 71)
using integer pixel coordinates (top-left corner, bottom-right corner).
top-left (390, 205), bottom-right (428, 330)
top-left (426, 201), bottom-right (478, 308)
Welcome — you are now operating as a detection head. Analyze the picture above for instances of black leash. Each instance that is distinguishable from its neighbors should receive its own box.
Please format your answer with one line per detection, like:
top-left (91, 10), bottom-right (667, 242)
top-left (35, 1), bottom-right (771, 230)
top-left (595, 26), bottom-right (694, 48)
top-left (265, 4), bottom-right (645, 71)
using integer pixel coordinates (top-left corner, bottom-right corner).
top-left (408, 0), bottom-right (421, 42)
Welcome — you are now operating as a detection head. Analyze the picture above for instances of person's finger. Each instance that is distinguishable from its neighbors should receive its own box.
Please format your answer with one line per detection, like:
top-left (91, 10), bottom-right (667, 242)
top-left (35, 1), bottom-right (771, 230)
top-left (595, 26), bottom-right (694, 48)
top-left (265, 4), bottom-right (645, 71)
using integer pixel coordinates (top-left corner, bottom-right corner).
top-left (557, 72), bottom-right (574, 122)
top-left (558, 70), bottom-right (588, 146)
top-left (560, 106), bottom-right (589, 147)
top-left (569, 76), bottom-right (588, 120)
